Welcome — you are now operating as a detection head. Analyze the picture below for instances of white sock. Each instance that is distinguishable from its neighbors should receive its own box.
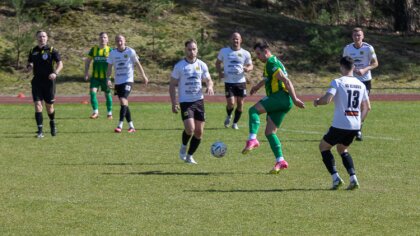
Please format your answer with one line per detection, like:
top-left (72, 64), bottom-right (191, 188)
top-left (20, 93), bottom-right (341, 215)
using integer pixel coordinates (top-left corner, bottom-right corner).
top-left (332, 173), bottom-right (340, 181)
top-left (276, 156), bottom-right (285, 162)
top-left (248, 133), bottom-right (257, 140)
top-left (108, 111), bottom-right (112, 115)
top-left (128, 121), bottom-right (134, 129)
top-left (93, 109), bottom-right (98, 114)
top-left (118, 121), bottom-right (124, 128)
top-left (350, 175), bottom-right (358, 182)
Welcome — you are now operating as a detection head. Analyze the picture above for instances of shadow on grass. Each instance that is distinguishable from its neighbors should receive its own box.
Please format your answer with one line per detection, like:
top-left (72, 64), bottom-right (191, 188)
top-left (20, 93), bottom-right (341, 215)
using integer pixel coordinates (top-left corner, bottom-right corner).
top-left (185, 188), bottom-right (328, 193)
top-left (55, 162), bottom-right (175, 166)
top-left (102, 170), bottom-right (236, 176)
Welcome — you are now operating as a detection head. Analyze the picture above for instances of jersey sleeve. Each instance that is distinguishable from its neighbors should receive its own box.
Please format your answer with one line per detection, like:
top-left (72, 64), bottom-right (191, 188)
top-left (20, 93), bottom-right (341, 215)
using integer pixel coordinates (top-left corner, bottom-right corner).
top-left (369, 45), bottom-right (377, 59)
top-left (327, 79), bottom-right (338, 95)
top-left (244, 50), bottom-right (252, 65)
top-left (27, 49), bottom-right (33, 63)
top-left (217, 48), bottom-right (224, 61)
top-left (52, 48), bottom-right (61, 62)
top-left (201, 62), bottom-right (210, 80)
top-left (131, 49), bottom-right (140, 63)
top-left (361, 84), bottom-right (369, 101)
top-left (171, 64), bottom-right (180, 80)
top-left (87, 47), bottom-right (94, 59)
top-left (106, 52), bottom-right (114, 65)
top-left (342, 46), bottom-right (348, 57)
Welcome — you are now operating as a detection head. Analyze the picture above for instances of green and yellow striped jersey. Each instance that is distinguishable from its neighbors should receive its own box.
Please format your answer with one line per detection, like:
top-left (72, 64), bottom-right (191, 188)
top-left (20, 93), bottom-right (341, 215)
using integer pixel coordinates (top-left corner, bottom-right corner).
top-left (87, 45), bottom-right (112, 79)
top-left (263, 55), bottom-right (288, 96)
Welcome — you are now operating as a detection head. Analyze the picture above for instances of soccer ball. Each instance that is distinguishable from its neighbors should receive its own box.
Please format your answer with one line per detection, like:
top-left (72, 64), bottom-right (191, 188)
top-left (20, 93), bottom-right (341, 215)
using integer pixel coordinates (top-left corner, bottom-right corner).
top-left (211, 141), bottom-right (227, 158)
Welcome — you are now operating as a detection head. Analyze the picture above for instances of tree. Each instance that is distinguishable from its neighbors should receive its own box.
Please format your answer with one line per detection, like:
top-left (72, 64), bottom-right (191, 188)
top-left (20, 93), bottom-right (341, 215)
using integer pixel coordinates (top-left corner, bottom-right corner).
top-left (5, 0), bottom-right (42, 69)
top-left (393, 0), bottom-right (418, 32)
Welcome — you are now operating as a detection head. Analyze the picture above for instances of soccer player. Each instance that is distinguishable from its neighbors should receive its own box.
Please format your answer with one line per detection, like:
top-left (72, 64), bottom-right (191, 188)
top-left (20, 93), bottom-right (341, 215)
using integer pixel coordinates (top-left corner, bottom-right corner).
top-left (84, 32), bottom-right (113, 119)
top-left (216, 32), bottom-right (253, 129)
top-left (106, 34), bottom-right (149, 133)
top-left (343, 27), bottom-right (378, 141)
top-left (313, 56), bottom-right (371, 190)
top-left (169, 39), bottom-right (214, 164)
top-left (27, 30), bottom-right (63, 138)
top-left (242, 41), bottom-right (305, 173)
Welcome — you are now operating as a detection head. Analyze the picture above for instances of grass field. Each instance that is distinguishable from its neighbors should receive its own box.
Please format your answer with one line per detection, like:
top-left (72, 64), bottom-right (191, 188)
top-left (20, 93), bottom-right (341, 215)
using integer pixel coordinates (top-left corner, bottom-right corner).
top-left (0, 101), bottom-right (419, 235)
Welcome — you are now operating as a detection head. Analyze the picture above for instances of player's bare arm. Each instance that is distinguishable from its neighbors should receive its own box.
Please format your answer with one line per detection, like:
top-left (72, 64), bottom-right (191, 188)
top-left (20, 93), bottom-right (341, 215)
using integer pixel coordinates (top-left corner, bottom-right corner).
top-left (169, 78), bottom-right (179, 113)
top-left (250, 79), bottom-right (265, 95)
top-left (49, 61), bottom-right (63, 81)
top-left (203, 77), bottom-right (214, 95)
top-left (243, 63), bottom-right (253, 72)
top-left (360, 99), bottom-right (371, 122)
top-left (356, 57), bottom-right (379, 76)
top-left (135, 60), bottom-right (149, 86)
top-left (215, 59), bottom-right (224, 80)
top-left (313, 93), bottom-right (334, 107)
top-left (84, 57), bottom-right (92, 81)
top-left (106, 63), bottom-right (113, 88)
top-left (276, 70), bottom-right (305, 108)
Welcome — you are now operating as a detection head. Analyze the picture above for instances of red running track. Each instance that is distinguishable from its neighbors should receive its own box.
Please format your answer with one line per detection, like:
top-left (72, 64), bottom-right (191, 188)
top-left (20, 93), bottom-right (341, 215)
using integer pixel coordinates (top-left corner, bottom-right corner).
top-left (1, 94), bottom-right (420, 104)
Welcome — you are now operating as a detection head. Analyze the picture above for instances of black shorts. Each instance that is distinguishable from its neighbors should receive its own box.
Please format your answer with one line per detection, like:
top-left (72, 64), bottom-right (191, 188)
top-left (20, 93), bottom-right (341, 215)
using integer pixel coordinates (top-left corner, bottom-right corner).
top-left (180, 99), bottom-right (205, 121)
top-left (225, 82), bottom-right (247, 98)
top-left (31, 80), bottom-right (56, 104)
top-left (323, 126), bottom-right (359, 147)
top-left (114, 82), bottom-right (133, 98)
top-left (362, 80), bottom-right (371, 94)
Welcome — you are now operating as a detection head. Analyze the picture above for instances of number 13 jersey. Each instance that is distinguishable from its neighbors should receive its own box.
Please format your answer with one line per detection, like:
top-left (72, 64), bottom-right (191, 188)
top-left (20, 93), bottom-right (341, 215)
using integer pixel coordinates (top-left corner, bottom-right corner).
top-left (327, 76), bottom-right (369, 130)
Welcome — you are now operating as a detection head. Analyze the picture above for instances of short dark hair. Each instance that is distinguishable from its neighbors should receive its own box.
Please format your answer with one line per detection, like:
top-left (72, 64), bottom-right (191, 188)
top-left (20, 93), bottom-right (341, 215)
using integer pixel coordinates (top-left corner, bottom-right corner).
top-left (253, 41), bottom-right (269, 50)
top-left (184, 39), bottom-right (197, 47)
top-left (36, 30), bottom-right (47, 36)
top-left (99, 32), bottom-right (108, 36)
top-left (340, 56), bottom-right (354, 70)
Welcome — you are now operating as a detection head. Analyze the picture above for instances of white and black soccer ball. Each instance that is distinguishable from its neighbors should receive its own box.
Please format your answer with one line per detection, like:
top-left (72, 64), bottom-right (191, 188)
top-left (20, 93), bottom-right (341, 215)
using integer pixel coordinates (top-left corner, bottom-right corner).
top-left (210, 141), bottom-right (227, 158)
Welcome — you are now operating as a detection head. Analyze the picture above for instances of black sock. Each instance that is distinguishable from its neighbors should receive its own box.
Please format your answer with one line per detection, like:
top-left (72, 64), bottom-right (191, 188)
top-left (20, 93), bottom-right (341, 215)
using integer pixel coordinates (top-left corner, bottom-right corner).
top-left (233, 109), bottom-right (242, 123)
top-left (48, 111), bottom-right (55, 121)
top-left (182, 130), bottom-right (192, 145)
top-left (120, 105), bottom-right (128, 122)
top-left (226, 106), bottom-right (233, 116)
top-left (35, 112), bottom-right (43, 132)
top-left (187, 136), bottom-right (201, 155)
top-left (125, 106), bottom-right (132, 122)
top-left (321, 150), bottom-right (337, 175)
top-left (341, 152), bottom-right (356, 176)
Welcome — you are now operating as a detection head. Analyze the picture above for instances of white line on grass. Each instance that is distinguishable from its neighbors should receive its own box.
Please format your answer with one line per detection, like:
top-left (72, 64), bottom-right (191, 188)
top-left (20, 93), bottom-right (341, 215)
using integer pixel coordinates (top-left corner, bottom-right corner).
top-left (280, 128), bottom-right (401, 141)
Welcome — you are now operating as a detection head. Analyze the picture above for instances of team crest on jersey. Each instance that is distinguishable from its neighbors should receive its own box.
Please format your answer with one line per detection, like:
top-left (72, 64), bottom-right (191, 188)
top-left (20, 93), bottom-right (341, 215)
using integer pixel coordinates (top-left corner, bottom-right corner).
top-left (124, 54), bottom-right (128, 58)
top-left (195, 66), bottom-right (200, 71)
top-left (238, 53), bottom-right (242, 57)
top-left (272, 67), bottom-right (278, 72)
top-left (42, 53), bottom-right (49, 60)
top-left (360, 51), bottom-right (364, 55)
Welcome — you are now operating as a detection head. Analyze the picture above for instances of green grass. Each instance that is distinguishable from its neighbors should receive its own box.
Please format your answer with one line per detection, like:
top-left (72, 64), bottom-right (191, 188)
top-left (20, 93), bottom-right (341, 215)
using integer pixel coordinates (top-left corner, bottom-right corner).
top-left (0, 101), bottom-right (419, 235)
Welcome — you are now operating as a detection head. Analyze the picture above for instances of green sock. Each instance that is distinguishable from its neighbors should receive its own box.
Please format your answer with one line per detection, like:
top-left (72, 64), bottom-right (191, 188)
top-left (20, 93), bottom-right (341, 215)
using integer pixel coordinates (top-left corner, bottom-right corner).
top-left (105, 92), bottom-right (113, 113)
top-left (266, 133), bottom-right (283, 158)
top-left (90, 91), bottom-right (98, 111)
top-left (249, 106), bottom-right (260, 135)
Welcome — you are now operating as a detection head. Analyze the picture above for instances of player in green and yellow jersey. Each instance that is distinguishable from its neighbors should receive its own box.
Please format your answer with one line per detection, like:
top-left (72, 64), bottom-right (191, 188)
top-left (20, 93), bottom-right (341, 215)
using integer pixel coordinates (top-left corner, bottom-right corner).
top-left (84, 32), bottom-right (113, 119)
top-left (242, 41), bottom-right (305, 174)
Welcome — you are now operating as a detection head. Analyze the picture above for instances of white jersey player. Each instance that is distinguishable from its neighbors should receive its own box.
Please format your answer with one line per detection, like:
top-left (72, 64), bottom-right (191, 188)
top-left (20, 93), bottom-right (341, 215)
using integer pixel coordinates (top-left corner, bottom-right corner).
top-left (169, 39), bottom-right (214, 165)
top-left (216, 32), bottom-right (253, 129)
top-left (106, 34), bottom-right (148, 133)
top-left (314, 56), bottom-right (371, 191)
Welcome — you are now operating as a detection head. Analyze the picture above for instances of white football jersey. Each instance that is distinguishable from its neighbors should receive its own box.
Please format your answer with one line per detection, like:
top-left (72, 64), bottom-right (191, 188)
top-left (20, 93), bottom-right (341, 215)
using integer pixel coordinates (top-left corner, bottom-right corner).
top-left (107, 47), bottom-right (139, 85)
top-left (327, 76), bottom-right (369, 130)
top-left (217, 47), bottom-right (252, 83)
top-left (343, 42), bottom-right (377, 82)
top-left (171, 58), bottom-right (210, 103)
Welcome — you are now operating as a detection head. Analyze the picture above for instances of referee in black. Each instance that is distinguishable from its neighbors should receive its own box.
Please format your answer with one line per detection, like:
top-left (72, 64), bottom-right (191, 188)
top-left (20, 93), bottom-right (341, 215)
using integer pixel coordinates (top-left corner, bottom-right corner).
top-left (27, 31), bottom-right (63, 138)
